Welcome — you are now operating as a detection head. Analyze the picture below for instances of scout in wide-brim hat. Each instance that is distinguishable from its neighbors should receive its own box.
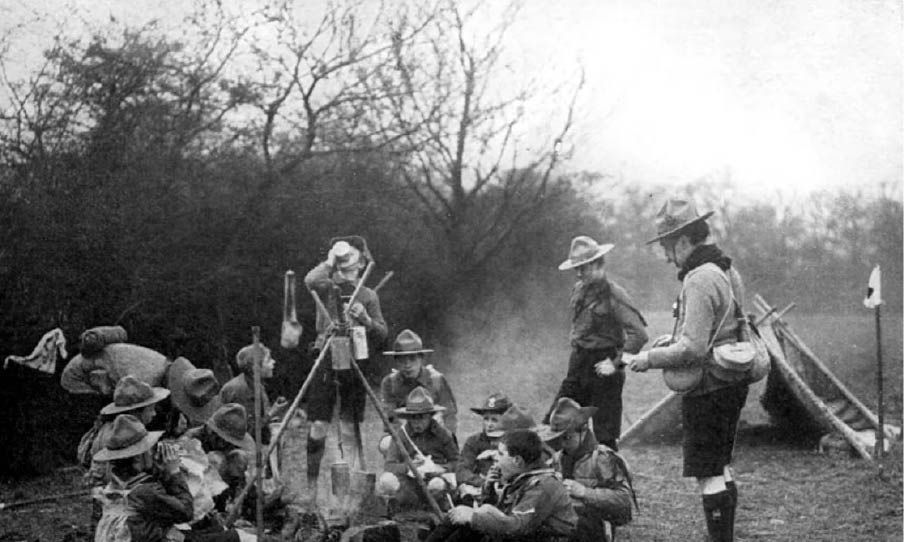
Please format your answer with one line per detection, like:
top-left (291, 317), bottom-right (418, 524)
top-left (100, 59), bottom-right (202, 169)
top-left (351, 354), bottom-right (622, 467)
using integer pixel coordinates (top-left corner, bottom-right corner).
top-left (537, 397), bottom-right (598, 442)
top-left (646, 198), bottom-right (714, 245)
top-left (383, 329), bottom-right (434, 356)
top-left (395, 386), bottom-right (446, 417)
top-left (93, 414), bottom-right (164, 462)
top-left (496, 405), bottom-right (537, 434)
top-left (206, 403), bottom-right (255, 452)
top-left (329, 235), bottom-right (374, 269)
top-left (100, 375), bottom-right (170, 416)
top-left (558, 236), bottom-right (615, 271)
top-left (167, 357), bottom-right (222, 425)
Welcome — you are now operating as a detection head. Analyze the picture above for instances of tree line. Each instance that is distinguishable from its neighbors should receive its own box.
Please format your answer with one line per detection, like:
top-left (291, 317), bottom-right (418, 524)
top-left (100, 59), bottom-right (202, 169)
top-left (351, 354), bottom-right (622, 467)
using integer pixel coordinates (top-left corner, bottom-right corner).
top-left (0, 0), bottom-right (899, 476)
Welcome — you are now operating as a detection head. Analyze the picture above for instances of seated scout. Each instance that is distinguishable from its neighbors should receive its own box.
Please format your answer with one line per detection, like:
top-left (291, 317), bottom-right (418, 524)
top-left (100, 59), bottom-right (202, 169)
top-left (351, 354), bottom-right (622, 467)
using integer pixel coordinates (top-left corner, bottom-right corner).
top-left (376, 387), bottom-right (459, 512)
top-left (455, 393), bottom-right (512, 502)
top-left (440, 428), bottom-right (577, 542)
top-left (93, 414), bottom-right (193, 542)
top-left (539, 398), bottom-right (636, 542)
top-left (380, 329), bottom-right (458, 439)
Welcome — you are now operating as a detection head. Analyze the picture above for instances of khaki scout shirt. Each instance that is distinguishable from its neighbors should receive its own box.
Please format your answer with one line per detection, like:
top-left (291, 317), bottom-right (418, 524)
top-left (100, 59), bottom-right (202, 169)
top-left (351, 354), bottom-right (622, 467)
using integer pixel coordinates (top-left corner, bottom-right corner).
top-left (471, 467), bottom-right (577, 541)
top-left (380, 365), bottom-right (458, 434)
top-left (569, 277), bottom-right (648, 355)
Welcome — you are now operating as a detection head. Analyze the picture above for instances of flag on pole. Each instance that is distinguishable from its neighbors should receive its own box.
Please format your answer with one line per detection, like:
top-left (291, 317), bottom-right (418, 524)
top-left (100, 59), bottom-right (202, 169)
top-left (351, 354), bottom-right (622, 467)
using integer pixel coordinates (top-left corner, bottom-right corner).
top-left (3, 328), bottom-right (68, 374)
top-left (863, 265), bottom-right (882, 309)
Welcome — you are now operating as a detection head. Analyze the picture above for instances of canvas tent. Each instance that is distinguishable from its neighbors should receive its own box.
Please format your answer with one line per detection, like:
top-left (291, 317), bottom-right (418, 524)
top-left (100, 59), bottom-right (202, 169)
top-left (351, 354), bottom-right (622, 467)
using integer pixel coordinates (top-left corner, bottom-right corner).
top-left (620, 295), bottom-right (899, 461)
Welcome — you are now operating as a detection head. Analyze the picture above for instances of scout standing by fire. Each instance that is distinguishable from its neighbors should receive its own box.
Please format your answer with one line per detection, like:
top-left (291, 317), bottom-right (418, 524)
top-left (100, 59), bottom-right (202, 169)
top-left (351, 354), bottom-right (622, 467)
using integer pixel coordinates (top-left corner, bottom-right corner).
top-left (304, 236), bottom-right (388, 502)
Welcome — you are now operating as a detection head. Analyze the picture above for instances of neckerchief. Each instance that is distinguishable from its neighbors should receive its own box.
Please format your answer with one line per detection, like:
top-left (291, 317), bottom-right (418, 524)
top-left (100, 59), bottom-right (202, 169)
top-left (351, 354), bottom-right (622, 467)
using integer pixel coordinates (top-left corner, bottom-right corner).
top-left (677, 244), bottom-right (732, 281)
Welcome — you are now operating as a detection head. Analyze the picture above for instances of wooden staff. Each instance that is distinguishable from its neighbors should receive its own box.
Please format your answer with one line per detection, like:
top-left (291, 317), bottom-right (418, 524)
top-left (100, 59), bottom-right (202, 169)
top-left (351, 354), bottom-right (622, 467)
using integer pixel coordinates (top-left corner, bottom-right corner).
top-left (874, 303), bottom-right (885, 458)
top-left (225, 265), bottom-right (377, 527)
top-left (349, 357), bottom-right (444, 520)
top-left (251, 326), bottom-right (264, 539)
top-left (225, 334), bottom-right (334, 527)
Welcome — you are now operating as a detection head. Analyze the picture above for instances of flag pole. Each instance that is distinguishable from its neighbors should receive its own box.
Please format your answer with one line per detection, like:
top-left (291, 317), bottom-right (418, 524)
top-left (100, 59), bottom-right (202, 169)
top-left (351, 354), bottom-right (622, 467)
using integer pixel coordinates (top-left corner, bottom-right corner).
top-left (874, 302), bottom-right (885, 458)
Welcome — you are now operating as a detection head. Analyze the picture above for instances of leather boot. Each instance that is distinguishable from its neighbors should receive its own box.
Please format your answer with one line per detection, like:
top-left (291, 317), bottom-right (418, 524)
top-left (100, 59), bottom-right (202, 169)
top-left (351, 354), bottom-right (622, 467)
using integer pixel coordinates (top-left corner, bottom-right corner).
top-left (702, 490), bottom-right (736, 542)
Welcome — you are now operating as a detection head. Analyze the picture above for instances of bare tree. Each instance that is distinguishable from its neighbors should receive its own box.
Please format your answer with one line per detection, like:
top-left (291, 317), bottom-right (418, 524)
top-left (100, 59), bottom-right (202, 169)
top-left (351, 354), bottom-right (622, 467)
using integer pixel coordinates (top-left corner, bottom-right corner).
top-left (377, 0), bottom-right (584, 277)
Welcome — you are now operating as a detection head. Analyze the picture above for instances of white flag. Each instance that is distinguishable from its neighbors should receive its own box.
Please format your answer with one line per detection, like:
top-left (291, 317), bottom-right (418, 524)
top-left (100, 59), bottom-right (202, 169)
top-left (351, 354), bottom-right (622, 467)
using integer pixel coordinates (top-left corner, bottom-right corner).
top-left (863, 265), bottom-right (882, 309)
top-left (4, 328), bottom-right (68, 374)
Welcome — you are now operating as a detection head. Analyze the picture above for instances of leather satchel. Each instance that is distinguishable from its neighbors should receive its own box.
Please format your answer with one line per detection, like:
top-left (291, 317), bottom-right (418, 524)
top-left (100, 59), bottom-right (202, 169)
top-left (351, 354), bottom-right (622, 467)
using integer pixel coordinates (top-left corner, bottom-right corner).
top-left (711, 271), bottom-right (770, 384)
top-left (662, 266), bottom-right (770, 392)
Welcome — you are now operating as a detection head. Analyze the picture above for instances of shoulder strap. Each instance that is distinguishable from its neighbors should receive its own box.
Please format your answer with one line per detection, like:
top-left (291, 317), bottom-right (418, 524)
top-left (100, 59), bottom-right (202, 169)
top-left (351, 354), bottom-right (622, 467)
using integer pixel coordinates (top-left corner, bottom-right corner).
top-left (599, 446), bottom-right (639, 511)
top-left (608, 280), bottom-right (648, 326)
top-left (704, 264), bottom-right (737, 351)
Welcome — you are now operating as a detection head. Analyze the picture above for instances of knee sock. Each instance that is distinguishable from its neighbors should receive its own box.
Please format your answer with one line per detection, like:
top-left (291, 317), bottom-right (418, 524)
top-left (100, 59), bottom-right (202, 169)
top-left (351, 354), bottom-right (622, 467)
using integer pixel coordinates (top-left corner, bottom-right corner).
top-left (702, 490), bottom-right (736, 542)
top-left (306, 436), bottom-right (326, 483)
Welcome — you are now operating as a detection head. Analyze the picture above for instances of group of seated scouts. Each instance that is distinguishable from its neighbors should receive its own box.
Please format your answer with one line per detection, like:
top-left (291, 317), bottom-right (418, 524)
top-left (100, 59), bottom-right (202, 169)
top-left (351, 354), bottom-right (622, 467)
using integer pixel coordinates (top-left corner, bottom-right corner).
top-left (80, 343), bottom-right (289, 542)
top-left (375, 329), bottom-right (637, 542)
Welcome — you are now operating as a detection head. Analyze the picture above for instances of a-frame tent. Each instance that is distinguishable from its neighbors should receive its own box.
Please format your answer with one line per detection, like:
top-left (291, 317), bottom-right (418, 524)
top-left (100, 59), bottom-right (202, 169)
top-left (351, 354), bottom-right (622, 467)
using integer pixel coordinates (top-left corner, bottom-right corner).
top-left (619, 295), bottom-right (898, 461)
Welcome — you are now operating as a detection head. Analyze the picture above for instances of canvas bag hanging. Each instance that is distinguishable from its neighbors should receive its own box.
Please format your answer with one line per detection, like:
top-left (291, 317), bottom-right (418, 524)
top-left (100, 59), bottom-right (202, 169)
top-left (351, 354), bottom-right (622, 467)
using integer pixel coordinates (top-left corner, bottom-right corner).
top-left (711, 269), bottom-right (770, 384)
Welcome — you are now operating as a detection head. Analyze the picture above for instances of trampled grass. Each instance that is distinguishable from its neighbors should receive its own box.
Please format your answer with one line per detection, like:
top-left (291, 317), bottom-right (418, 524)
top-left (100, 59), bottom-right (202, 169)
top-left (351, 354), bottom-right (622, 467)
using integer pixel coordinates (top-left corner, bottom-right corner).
top-left (2, 308), bottom-right (901, 541)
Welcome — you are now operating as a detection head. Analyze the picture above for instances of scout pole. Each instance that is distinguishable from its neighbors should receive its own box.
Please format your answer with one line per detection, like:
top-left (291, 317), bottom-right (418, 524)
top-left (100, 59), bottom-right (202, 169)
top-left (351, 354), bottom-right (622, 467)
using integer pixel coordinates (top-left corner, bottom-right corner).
top-left (225, 334), bottom-right (335, 527)
top-left (864, 265), bottom-right (884, 458)
top-left (874, 302), bottom-right (884, 458)
top-left (348, 357), bottom-right (444, 520)
top-left (251, 326), bottom-right (264, 538)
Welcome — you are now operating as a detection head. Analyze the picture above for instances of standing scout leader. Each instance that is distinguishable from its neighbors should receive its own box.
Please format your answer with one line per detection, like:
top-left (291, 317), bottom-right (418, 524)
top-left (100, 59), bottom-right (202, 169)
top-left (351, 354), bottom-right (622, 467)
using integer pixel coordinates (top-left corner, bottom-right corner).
top-left (623, 198), bottom-right (748, 542)
top-left (304, 235), bottom-right (388, 501)
top-left (546, 236), bottom-right (648, 450)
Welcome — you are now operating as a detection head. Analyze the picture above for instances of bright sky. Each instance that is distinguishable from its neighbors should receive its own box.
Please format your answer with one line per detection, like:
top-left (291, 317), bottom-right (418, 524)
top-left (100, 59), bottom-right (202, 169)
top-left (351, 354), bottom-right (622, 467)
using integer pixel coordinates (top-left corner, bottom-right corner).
top-left (513, 0), bottom-right (902, 198)
top-left (2, 0), bottom-right (901, 199)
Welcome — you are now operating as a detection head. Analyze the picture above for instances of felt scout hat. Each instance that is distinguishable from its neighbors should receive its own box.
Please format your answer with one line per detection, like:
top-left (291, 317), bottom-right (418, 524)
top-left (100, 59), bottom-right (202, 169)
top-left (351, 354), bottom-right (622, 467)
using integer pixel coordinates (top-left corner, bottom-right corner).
top-left (100, 375), bottom-right (170, 415)
top-left (470, 393), bottom-right (513, 415)
top-left (646, 197), bottom-right (714, 244)
top-left (537, 397), bottom-right (598, 442)
top-left (93, 414), bottom-right (164, 462)
top-left (329, 235), bottom-right (374, 269)
top-left (395, 386), bottom-right (446, 417)
top-left (496, 405), bottom-right (537, 434)
top-left (383, 329), bottom-right (434, 356)
top-left (558, 236), bottom-right (615, 270)
top-left (167, 357), bottom-right (222, 425)
top-left (206, 403), bottom-right (255, 452)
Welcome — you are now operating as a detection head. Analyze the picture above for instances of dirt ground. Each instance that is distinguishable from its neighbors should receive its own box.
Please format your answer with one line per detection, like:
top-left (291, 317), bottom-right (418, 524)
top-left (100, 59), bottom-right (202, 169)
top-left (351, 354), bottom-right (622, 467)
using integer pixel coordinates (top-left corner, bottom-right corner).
top-left (2, 310), bottom-right (901, 541)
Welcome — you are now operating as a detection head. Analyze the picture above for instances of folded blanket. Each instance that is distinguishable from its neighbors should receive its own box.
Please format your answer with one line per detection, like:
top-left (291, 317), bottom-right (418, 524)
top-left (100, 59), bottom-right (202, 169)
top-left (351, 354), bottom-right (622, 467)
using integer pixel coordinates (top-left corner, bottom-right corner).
top-left (79, 326), bottom-right (129, 355)
top-left (61, 343), bottom-right (169, 395)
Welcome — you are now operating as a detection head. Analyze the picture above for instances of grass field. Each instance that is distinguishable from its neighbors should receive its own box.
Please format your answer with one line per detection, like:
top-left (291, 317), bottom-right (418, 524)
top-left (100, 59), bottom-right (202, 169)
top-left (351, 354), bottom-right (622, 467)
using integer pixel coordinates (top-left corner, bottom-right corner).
top-left (2, 308), bottom-right (901, 541)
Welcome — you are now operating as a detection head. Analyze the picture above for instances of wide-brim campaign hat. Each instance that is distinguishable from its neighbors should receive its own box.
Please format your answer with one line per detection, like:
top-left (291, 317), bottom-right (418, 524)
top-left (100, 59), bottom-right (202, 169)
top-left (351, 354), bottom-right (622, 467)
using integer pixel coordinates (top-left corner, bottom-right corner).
top-left (206, 403), bottom-right (255, 452)
top-left (646, 198), bottom-right (714, 244)
top-left (470, 393), bottom-right (513, 415)
top-left (537, 397), bottom-right (598, 442)
top-left (395, 386), bottom-right (446, 417)
top-left (100, 375), bottom-right (170, 415)
top-left (383, 329), bottom-right (434, 356)
top-left (167, 357), bottom-right (222, 425)
top-left (558, 236), bottom-right (615, 271)
top-left (495, 405), bottom-right (536, 435)
top-left (93, 414), bottom-right (163, 462)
